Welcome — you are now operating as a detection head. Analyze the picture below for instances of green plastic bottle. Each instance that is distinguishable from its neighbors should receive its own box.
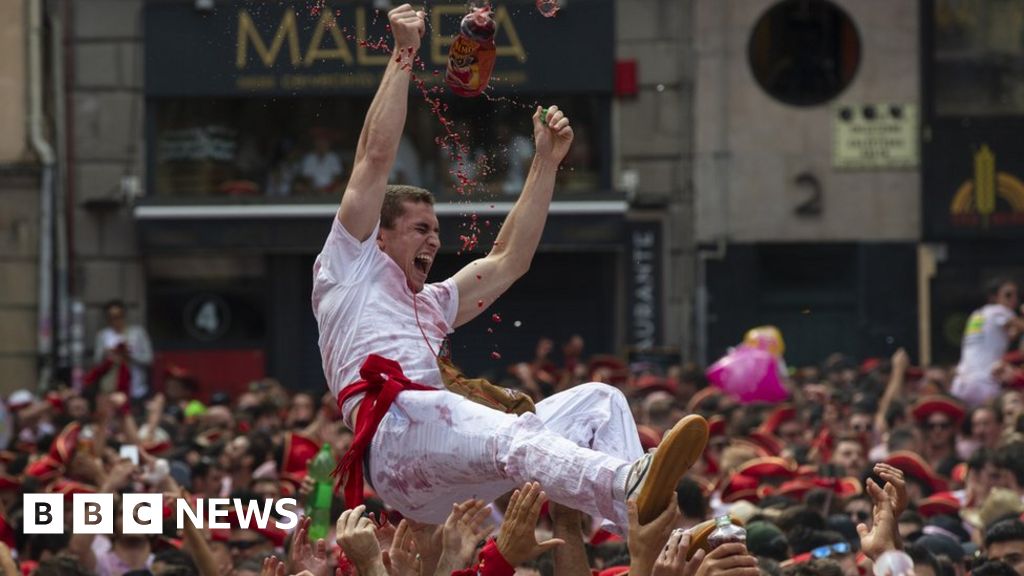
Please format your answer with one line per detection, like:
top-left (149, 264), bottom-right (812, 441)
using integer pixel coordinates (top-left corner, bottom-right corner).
top-left (306, 443), bottom-right (336, 541)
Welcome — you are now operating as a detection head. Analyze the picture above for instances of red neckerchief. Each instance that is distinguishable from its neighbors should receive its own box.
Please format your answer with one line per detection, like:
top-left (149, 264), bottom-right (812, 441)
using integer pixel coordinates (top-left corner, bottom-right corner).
top-left (334, 354), bottom-right (436, 506)
top-left (83, 357), bottom-right (131, 407)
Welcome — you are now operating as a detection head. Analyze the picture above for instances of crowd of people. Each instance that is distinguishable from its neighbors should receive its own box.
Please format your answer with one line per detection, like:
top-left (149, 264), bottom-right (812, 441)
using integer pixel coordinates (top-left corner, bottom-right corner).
top-left (3, 325), bottom-right (1024, 575)
top-left (8, 2), bottom-right (1024, 575)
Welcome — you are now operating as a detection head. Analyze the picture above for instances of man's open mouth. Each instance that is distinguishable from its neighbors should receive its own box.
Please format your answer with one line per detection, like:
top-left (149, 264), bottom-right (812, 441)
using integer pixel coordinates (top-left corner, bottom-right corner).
top-left (414, 254), bottom-right (432, 273)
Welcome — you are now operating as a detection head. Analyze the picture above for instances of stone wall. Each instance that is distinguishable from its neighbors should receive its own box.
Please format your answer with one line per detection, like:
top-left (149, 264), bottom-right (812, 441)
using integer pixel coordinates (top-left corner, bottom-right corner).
top-left (71, 0), bottom-right (147, 344)
top-left (617, 0), bottom-right (696, 354)
top-left (0, 167), bottom-right (40, 396)
top-left (694, 0), bottom-right (920, 243)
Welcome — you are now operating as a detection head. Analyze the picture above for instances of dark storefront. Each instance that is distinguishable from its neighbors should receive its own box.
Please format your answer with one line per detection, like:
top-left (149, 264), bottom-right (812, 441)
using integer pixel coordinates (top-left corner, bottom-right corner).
top-left (705, 244), bottom-right (918, 368)
top-left (923, 0), bottom-right (1024, 364)
top-left (136, 0), bottom-right (644, 395)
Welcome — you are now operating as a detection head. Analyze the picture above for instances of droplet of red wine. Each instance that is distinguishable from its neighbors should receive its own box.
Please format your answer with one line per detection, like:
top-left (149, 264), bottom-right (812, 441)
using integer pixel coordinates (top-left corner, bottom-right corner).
top-left (492, 314), bottom-right (502, 323)
top-left (477, 299), bottom-right (484, 308)
top-left (491, 352), bottom-right (502, 360)
top-left (476, 275), bottom-right (482, 280)
top-left (537, 0), bottom-right (559, 17)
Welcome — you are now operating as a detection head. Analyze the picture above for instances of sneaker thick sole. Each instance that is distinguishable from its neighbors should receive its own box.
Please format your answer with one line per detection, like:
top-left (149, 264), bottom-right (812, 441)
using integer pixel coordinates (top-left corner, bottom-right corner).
top-left (636, 414), bottom-right (710, 525)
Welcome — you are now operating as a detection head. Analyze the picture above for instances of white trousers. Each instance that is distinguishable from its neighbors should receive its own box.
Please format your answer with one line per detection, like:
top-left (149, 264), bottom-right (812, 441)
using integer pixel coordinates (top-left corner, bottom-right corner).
top-left (366, 382), bottom-right (643, 528)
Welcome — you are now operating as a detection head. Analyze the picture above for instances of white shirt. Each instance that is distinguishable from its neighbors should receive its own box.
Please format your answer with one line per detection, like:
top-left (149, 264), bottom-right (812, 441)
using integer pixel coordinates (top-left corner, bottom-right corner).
top-left (94, 325), bottom-right (154, 399)
top-left (953, 303), bottom-right (1015, 403)
top-left (301, 151), bottom-right (343, 189)
top-left (312, 218), bottom-right (459, 428)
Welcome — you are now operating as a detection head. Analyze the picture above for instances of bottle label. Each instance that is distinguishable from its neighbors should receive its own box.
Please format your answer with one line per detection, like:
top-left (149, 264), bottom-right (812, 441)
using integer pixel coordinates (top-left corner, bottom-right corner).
top-left (445, 22), bottom-right (496, 97)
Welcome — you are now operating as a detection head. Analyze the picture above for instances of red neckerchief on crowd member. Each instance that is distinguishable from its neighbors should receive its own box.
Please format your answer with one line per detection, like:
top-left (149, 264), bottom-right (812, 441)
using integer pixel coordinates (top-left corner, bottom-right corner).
top-left (333, 354), bottom-right (436, 507)
top-left (83, 356), bottom-right (131, 399)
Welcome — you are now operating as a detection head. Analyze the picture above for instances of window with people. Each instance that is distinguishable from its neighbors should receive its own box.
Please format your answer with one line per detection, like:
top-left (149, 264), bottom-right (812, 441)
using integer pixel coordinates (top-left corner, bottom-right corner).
top-left (151, 95), bottom-right (608, 202)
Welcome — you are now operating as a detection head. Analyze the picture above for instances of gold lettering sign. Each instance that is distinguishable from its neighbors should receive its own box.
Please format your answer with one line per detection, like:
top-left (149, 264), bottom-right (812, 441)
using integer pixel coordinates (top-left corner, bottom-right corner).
top-left (305, 9), bottom-right (354, 66)
top-left (236, 9), bottom-right (301, 68)
top-left (237, 3), bottom-right (526, 71)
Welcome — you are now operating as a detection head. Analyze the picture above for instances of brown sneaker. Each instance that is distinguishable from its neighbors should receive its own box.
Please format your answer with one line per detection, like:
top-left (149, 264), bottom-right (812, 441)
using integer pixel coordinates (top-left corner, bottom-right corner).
top-left (626, 414), bottom-right (709, 525)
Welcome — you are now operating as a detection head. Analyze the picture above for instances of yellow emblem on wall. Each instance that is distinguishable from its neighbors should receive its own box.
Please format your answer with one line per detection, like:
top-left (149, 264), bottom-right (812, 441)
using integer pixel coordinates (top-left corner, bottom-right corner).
top-left (950, 145), bottom-right (1024, 228)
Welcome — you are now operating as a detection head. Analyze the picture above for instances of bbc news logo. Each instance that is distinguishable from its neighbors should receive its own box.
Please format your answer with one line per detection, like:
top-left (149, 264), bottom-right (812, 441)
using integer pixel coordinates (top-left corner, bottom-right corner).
top-left (23, 494), bottom-right (300, 534)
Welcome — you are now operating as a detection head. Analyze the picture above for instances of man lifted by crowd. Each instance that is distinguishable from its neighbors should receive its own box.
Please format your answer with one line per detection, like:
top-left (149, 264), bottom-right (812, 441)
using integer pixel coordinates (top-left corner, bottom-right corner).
top-left (312, 4), bottom-right (708, 532)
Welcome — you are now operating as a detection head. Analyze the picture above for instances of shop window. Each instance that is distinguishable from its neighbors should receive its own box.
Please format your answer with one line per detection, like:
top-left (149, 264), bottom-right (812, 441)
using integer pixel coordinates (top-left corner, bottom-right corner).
top-left (933, 0), bottom-right (1024, 116)
top-left (151, 95), bottom-right (608, 202)
top-left (748, 0), bottom-right (861, 107)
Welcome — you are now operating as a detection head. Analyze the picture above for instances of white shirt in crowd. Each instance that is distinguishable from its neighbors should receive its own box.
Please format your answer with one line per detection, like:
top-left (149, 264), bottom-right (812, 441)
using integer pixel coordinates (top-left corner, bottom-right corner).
top-left (301, 151), bottom-right (344, 190)
top-left (312, 218), bottom-right (458, 427)
top-left (93, 325), bottom-right (154, 399)
top-left (952, 303), bottom-right (1015, 407)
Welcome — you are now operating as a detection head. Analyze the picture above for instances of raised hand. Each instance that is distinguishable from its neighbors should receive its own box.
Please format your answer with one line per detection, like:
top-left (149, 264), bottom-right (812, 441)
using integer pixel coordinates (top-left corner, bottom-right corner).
top-left (891, 348), bottom-right (909, 372)
top-left (692, 543), bottom-right (760, 576)
top-left (406, 519), bottom-right (444, 576)
top-left (290, 516), bottom-right (333, 576)
top-left (388, 4), bottom-right (426, 54)
top-left (441, 499), bottom-right (495, 569)
top-left (626, 498), bottom-right (682, 576)
top-left (336, 505), bottom-right (383, 573)
top-left (533, 106), bottom-right (574, 165)
top-left (496, 482), bottom-right (564, 566)
top-left (653, 530), bottom-right (704, 576)
top-left (857, 478), bottom-right (898, 560)
top-left (386, 519), bottom-right (422, 576)
top-left (260, 555), bottom-right (287, 576)
top-left (100, 458), bottom-right (137, 492)
top-left (874, 463), bottom-right (908, 518)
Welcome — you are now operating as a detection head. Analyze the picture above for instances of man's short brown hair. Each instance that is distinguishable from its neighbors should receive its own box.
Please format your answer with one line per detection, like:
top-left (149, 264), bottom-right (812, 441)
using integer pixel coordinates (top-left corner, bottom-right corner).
top-left (381, 185), bottom-right (435, 229)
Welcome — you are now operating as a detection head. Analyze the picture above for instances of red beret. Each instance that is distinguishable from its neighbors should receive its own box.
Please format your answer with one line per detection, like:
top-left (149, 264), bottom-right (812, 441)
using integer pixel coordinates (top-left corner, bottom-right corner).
top-left (918, 492), bottom-right (961, 518)
top-left (746, 431), bottom-right (783, 457)
top-left (912, 395), bottom-right (966, 425)
top-left (633, 375), bottom-right (678, 397)
top-left (719, 473), bottom-right (762, 504)
top-left (735, 456), bottom-right (797, 480)
top-left (884, 451), bottom-right (948, 495)
top-left (50, 422), bottom-right (81, 464)
top-left (758, 405), bottom-right (797, 436)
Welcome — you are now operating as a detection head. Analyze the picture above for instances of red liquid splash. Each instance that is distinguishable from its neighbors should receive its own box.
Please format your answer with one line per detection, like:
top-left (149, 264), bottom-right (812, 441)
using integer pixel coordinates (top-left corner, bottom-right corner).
top-left (536, 0), bottom-right (560, 17)
top-left (491, 314), bottom-right (501, 323)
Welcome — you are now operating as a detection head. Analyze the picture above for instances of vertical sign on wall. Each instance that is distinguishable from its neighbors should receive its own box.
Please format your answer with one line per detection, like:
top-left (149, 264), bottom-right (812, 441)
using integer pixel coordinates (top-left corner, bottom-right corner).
top-left (627, 219), bottom-right (663, 350)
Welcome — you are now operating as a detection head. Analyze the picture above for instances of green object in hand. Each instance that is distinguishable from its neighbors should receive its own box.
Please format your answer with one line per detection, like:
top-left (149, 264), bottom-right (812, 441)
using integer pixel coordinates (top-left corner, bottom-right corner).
top-left (540, 107), bottom-right (548, 124)
top-left (306, 443), bottom-right (336, 542)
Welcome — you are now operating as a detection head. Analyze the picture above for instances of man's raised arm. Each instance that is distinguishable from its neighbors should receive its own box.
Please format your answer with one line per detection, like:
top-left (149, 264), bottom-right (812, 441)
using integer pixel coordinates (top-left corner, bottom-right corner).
top-left (452, 106), bottom-right (574, 327)
top-left (337, 4), bottom-right (424, 241)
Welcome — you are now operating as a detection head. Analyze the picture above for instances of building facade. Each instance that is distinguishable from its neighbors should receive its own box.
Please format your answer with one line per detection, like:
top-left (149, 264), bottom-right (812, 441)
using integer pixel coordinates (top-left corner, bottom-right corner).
top-left (15, 0), bottom-right (1016, 394)
top-left (51, 0), bottom-right (694, 396)
top-left (693, 0), bottom-right (923, 367)
top-left (0, 0), bottom-right (43, 396)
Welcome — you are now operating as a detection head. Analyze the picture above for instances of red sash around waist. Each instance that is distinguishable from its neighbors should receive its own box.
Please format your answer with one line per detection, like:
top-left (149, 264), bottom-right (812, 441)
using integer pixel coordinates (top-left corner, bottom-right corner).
top-left (333, 354), bottom-right (436, 506)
